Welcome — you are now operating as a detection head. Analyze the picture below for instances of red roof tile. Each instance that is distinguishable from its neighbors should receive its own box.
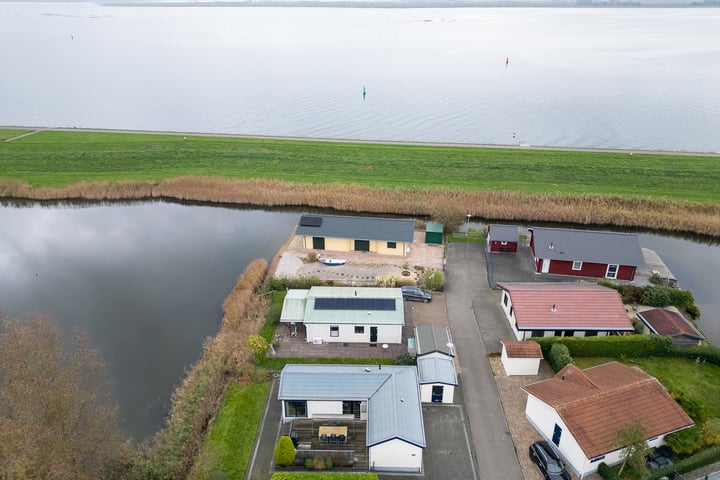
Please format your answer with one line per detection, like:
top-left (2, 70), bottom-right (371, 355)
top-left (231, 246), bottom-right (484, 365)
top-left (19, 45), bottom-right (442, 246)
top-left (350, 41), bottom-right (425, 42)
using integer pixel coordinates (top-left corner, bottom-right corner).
top-left (637, 308), bottom-right (704, 339)
top-left (523, 362), bottom-right (693, 458)
top-left (502, 340), bottom-right (543, 358)
top-left (500, 283), bottom-right (633, 331)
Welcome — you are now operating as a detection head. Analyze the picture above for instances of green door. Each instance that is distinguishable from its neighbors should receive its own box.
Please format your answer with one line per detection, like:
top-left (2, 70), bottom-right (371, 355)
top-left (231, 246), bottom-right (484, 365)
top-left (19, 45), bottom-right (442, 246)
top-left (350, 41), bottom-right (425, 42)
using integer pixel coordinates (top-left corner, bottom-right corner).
top-left (312, 237), bottom-right (325, 250)
top-left (370, 326), bottom-right (378, 343)
top-left (354, 239), bottom-right (370, 252)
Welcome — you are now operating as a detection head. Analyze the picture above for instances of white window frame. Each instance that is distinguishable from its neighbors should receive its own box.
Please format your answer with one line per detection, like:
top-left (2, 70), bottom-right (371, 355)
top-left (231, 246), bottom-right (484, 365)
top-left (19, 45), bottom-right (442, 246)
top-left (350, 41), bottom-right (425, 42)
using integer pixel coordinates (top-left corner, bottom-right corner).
top-left (354, 326), bottom-right (365, 334)
top-left (572, 261), bottom-right (582, 271)
top-left (500, 240), bottom-right (508, 245)
top-left (606, 264), bottom-right (619, 279)
top-left (330, 325), bottom-right (339, 337)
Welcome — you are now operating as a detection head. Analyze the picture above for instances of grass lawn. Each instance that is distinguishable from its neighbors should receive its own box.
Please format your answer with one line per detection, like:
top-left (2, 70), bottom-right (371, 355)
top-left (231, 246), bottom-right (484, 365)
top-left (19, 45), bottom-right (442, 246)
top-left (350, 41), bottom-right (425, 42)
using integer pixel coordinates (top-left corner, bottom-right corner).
top-left (0, 129), bottom-right (31, 141)
top-left (572, 357), bottom-right (720, 418)
top-left (2, 130), bottom-right (720, 203)
top-left (190, 381), bottom-right (269, 480)
top-left (448, 231), bottom-right (485, 243)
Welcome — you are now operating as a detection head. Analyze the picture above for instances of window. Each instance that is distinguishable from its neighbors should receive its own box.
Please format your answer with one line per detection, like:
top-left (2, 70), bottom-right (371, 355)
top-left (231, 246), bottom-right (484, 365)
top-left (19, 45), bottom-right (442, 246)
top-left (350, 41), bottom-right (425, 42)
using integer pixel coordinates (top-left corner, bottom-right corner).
top-left (509, 306), bottom-right (514, 318)
top-left (503, 293), bottom-right (509, 306)
top-left (343, 401), bottom-right (361, 417)
top-left (572, 261), bottom-right (582, 270)
top-left (501, 240), bottom-right (508, 245)
top-left (285, 401), bottom-right (307, 417)
top-left (586, 330), bottom-right (598, 337)
top-left (552, 424), bottom-right (562, 446)
top-left (354, 326), bottom-right (365, 334)
top-left (387, 241), bottom-right (397, 249)
top-left (606, 264), bottom-right (619, 279)
top-left (590, 455), bottom-right (606, 463)
top-left (330, 326), bottom-right (339, 337)
top-left (531, 330), bottom-right (545, 338)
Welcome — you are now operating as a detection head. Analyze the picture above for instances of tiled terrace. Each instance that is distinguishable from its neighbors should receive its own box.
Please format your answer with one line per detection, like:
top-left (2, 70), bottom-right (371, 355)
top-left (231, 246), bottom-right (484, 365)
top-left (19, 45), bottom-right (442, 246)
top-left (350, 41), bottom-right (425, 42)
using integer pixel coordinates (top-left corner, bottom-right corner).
top-left (283, 419), bottom-right (369, 469)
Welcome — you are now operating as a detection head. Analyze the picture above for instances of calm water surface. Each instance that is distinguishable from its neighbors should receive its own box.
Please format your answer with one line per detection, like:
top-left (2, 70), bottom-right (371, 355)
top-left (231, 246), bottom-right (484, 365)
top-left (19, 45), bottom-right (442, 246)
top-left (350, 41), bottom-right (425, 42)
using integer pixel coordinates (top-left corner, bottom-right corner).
top-left (1, 4), bottom-right (719, 152)
top-left (0, 202), bottom-right (299, 440)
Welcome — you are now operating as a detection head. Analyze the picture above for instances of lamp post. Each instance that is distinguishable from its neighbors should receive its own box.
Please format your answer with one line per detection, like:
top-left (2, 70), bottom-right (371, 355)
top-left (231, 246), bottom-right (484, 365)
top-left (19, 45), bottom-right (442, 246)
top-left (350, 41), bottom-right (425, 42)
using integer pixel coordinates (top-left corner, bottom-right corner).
top-left (465, 214), bottom-right (471, 237)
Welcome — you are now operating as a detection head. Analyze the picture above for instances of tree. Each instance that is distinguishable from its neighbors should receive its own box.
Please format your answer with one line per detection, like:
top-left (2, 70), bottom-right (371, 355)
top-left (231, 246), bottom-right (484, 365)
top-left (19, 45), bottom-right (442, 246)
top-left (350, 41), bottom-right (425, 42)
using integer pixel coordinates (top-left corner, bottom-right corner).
top-left (0, 314), bottom-right (124, 479)
top-left (274, 435), bottom-right (296, 467)
top-left (245, 334), bottom-right (269, 358)
top-left (613, 421), bottom-right (650, 477)
top-left (666, 426), bottom-right (705, 455)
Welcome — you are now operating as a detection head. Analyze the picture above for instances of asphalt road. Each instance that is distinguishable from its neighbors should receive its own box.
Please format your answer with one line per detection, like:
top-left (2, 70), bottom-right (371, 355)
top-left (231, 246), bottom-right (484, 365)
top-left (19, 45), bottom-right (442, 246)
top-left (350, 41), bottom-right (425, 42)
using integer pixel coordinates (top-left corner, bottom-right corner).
top-left (445, 242), bottom-right (524, 480)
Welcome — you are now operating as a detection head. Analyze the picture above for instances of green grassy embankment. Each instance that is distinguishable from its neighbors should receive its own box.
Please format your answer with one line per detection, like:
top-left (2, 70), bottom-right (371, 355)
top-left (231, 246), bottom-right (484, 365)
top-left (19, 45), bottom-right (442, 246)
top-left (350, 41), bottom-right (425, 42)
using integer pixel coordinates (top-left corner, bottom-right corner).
top-left (1, 130), bottom-right (719, 203)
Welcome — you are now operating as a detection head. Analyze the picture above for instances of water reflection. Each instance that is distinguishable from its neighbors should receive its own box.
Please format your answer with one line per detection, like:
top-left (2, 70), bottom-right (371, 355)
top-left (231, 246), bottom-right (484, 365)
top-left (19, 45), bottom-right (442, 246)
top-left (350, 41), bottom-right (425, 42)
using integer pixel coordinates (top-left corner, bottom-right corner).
top-left (0, 201), bottom-right (299, 440)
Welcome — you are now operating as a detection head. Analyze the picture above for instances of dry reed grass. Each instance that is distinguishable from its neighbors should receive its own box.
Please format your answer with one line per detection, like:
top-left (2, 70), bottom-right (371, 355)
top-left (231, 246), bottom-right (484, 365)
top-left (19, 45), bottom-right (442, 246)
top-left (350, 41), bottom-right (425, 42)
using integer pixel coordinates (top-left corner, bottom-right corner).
top-left (2, 177), bottom-right (720, 236)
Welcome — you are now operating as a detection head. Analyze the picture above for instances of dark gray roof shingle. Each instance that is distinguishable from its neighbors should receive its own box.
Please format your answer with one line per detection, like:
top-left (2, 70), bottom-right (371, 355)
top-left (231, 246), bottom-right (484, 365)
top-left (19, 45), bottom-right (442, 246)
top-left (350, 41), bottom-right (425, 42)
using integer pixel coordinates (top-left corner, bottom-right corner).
top-left (531, 227), bottom-right (644, 266)
top-left (297, 214), bottom-right (415, 243)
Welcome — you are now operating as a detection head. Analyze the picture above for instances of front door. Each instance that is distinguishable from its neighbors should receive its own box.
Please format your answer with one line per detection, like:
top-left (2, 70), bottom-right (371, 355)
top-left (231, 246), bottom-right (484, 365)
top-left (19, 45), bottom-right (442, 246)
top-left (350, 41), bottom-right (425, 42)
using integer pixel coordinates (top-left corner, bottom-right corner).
top-left (431, 385), bottom-right (444, 403)
top-left (312, 237), bottom-right (325, 250)
top-left (354, 239), bottom-right (370, 252)
top-left (370, 326), bottom-right (378, 343)
top-left (541, 258), bottom-right (550, 273)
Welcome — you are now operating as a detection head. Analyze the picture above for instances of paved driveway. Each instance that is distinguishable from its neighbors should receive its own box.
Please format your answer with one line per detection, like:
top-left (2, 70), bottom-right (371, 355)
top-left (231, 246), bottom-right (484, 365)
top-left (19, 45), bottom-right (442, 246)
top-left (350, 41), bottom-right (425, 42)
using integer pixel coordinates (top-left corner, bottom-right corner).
top-left (445, 242), bottom-right (524, 480)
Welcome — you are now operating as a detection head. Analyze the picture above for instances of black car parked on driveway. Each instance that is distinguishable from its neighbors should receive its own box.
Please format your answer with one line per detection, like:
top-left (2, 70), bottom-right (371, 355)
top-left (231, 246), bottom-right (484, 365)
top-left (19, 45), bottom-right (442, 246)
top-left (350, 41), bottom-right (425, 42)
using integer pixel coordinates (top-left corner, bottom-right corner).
top-left (529, 441), bottom-right (571, 480)
top-left (401, 286), bottom-right (432, 303)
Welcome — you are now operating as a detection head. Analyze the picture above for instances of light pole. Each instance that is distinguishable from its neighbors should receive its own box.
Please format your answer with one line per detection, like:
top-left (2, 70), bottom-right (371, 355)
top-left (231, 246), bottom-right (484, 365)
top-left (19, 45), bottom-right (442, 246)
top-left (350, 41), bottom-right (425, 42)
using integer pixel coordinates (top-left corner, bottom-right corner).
top-left (465, 214), bottom-right (471, 237)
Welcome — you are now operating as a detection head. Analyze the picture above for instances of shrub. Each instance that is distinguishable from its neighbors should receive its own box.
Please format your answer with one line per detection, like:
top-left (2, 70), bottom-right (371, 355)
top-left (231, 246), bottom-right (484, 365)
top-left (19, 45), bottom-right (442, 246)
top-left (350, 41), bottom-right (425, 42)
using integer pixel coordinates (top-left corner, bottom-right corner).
top-left (305, 458), bottom-right (313, 470)
top-left (534, 335), bottom-right (673, 359)
top-left (307, 251), bottom-right (318, 263)
top-left (394, 352), bottom-right (415, 365)
top-left (641, 286), bottom-right (673, 307)
top-left (423, 270), bottom-right (445, 292)
top-left (702, 418), bottom-right (720, 446)
top-left (548, 343), bottom-right (573, 372)
top-left (324, 456), bottom-right (333, 470)
top-left (312, 457), bottom-right (326, 470)
top-left (672, 390), bottom-right (707, 424)
top-left (647, 446), bottom-right (720, 480)
top-left (375, 275), bottom-right (398, 287)
top-left (275, 436), bottom-right (296, 467)
top-left (666, 426), bottom-right (705, 455)
top-left (597, 462), bottom-right (621, 480)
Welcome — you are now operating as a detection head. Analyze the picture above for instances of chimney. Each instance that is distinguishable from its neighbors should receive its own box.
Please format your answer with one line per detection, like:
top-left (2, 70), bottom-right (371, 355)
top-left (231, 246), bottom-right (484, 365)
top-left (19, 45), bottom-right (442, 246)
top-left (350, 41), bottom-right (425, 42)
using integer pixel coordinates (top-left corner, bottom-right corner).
top-left (549, 242), bottom-right (554, 250)
top-left (378, 364), bottom-right (382, 370)
top-left (561, 375), bottom-right (565, 382)
top-left (551, 304), bottom-right (557, 312)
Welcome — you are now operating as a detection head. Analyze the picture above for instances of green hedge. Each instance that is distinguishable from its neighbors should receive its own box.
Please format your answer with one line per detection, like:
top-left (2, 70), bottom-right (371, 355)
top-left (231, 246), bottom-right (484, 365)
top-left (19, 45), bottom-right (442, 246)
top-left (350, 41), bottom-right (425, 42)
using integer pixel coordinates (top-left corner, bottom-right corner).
top-left (549, 343), bottom-right (573, 371)
top-left (597, 281), bottom-right (699, 319)
top-left (271, 473), bottom-right (379, 480)
top-left (534, 335), bottom-right (673, 360)
top-left (667, 344), bottom-right (720, 368)
top-left (647, 445), bottom-right (720, 480)
top-left (596, 462), bottom-right (621, 480)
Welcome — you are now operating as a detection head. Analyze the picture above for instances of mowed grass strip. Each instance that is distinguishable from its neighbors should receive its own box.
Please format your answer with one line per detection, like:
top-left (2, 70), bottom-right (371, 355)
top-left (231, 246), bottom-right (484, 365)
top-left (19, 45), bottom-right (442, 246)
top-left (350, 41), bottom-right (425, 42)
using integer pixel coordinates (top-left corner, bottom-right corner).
top-left (0, 129), bottom-right (32, 141)
top-left (1, 130), bottom-right (720, 203)
top-left (190, 381), bottom-right (269, 480)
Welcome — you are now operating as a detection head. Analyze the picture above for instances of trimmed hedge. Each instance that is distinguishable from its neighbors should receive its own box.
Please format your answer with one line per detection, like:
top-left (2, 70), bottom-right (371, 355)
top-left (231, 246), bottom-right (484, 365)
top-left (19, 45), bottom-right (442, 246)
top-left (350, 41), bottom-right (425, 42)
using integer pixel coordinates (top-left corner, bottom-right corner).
top-left (647, 445), bottom-right (720, 480)
top-left (596, 462), bottom-right (621, 480)
top-left (534, 335), bottom-right (673, 360)
top-left (271, 473), bottom-right (379, 480)
top-left (549, 343), bottom-right (573, 371)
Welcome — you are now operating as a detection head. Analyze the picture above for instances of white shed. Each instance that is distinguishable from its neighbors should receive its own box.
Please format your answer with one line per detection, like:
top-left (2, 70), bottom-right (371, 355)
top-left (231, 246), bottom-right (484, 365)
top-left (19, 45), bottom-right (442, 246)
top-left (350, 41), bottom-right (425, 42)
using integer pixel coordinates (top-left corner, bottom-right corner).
top-left (500, 340), bottom-right (543, 376)
top-left (417, 356), bottom-right (457, 403)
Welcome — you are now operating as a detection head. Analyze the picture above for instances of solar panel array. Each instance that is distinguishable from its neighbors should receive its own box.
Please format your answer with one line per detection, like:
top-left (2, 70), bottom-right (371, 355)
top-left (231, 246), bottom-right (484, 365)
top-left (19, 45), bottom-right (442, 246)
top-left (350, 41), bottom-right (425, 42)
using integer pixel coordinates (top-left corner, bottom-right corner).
top-left (314, 297), bottom-right (396, 311)
top-left (299, 215), bottom-right (323, 227)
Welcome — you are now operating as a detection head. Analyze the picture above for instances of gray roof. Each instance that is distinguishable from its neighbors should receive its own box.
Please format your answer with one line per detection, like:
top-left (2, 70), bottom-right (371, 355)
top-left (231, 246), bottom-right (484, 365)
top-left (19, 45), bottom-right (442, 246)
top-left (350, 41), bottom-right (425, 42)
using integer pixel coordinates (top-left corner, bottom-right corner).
top-left (296, 214), bottom-right (415, 243)
top-left (417, 356), bottom-right (458, 386)
top-left (278, 364), bottom-right (425, 448)
top-left (305, 287), bottom-right (404, 325)
top-left (279, 289), bottom-right (308, 323)
top-left (489, 224), bottom-right (519, 243)
top-left (414, 324), bottom-right (454, 357)
top-left (531, 227), bottom-right (644, 266)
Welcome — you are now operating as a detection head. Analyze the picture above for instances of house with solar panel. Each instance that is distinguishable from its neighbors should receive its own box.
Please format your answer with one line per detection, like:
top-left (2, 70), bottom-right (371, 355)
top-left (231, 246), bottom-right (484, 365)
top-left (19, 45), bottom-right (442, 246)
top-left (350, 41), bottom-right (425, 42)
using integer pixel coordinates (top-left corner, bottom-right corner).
top-left (498, 282), bottom-right (635, 340)
top-left (529, 227), bottom-right (644, 281)
top-left (280, 287), bottom-right (405, 344)
top-left (278, 364), bottom-right (425, 473)
top-left (296, 214), bottom-right (415, 257)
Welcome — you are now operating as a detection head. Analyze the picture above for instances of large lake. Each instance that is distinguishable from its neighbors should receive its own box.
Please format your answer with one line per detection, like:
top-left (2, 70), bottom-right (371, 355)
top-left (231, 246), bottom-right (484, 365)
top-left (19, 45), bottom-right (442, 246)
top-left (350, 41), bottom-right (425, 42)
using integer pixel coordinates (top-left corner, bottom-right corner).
top-left (1, 202), bottom-right (719, 440)
top-left (1, 4), bottom-right (719, 152)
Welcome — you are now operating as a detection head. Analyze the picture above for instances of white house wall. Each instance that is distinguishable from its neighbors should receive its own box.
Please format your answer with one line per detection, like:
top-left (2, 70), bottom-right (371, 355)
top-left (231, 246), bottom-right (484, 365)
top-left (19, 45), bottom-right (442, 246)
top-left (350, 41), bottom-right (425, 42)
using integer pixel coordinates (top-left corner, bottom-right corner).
top-left (305, 323), bottom-right (402, 344)
top-left (500, 292), bottom-right (525, 340)
top-left (420, 384), bottom-right (455, 403)
top-left (307, 400), bottom-right (343, 418)
top-left (369, 438), bottom-right (423, 473)
top-left (501, 350), bottom-right (540, 376)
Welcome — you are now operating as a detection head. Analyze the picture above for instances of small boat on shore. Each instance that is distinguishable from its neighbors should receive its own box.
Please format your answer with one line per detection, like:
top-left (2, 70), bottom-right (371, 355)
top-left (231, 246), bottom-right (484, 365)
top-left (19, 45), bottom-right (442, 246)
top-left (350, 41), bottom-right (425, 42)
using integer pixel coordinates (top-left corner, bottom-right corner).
top-left (318, 257), bottom-right (346, 266)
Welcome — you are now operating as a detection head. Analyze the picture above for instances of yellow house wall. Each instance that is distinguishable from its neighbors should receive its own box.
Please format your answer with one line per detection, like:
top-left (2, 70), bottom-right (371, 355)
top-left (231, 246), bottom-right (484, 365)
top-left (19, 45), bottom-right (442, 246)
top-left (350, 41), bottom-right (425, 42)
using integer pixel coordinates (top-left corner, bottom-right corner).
top-left (303, 236), bottom-right (407, 256)
top-left (373, 240), bottom-right (406, 256)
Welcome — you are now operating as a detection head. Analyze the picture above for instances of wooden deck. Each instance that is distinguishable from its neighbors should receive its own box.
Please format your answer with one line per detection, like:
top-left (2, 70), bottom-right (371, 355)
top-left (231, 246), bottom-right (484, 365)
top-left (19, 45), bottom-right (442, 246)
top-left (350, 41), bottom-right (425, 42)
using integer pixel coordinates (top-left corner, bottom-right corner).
top-left (286, 419), bottom-right (369, 469)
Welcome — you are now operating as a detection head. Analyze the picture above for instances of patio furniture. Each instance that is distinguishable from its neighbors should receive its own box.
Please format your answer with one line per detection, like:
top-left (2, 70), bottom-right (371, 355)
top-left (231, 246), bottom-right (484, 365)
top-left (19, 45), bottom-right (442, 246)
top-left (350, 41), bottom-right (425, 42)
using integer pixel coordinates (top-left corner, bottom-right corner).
top-left (320, 434), bottom-right (328, 444)
top-left (290, 431), bottom-right (298, 447)
top-left (318, 425), bottom-right (348, 441)
top-left (338, 434), bottom-right (346, 444)
top-left (330, 434), bottom-right (338, 444)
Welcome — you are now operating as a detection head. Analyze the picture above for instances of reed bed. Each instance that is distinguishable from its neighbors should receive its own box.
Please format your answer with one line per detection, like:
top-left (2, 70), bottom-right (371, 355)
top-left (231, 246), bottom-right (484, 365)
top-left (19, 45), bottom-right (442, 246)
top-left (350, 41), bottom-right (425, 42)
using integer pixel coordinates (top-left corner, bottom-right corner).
top-left (3, 177), bottom-right (719, 237)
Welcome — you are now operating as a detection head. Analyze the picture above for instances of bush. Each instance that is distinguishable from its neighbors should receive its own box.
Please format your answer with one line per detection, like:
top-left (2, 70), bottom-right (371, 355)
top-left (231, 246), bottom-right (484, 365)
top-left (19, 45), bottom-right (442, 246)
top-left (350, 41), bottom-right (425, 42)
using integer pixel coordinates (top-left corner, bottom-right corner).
top-left (534, 335), bottom-right (673, 359)
top-left (672, 390), bottom-right (707, 424)
top-left (275, 436), bottom-right (296, 467)
top-left (597, 462), bottom-right (621, 480)
top-left (307, 251), bottom-right (318, 263)
top-left (641, 286), bottom-right (673, 307)
top-left (702, 418), bottom-right (720, 446)
top-left (394, 352), bottom-right (415, 366)
top-left (324, 456), bottom-right (333, 470)
top-left (423, 270), bottom-right (445, 292)
top-left (666, 426), bottom-right (705, 455)
top-left (549, 343), bottom-right (573, 372)
top-left (305, 458), bottom-right (313, 470)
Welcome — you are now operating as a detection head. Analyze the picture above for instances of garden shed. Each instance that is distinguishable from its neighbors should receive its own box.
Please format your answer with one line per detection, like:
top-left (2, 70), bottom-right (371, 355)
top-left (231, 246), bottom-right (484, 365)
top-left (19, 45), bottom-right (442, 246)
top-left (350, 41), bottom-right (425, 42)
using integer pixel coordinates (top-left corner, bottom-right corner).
top-left (487, 224), bottom-right (519, 253)
top-left (500, 340), bottom-right (543, 376)
top-left (424, 223), bottom-right (443, 244)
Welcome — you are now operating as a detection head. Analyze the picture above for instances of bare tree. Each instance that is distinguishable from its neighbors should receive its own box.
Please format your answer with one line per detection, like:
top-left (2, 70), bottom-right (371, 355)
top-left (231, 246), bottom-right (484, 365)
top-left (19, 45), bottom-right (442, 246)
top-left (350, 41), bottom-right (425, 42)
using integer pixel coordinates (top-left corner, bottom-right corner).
top-left (0, 313), bottom-right (124, 479)
top-left (614, 420), bottom-right (650, 477)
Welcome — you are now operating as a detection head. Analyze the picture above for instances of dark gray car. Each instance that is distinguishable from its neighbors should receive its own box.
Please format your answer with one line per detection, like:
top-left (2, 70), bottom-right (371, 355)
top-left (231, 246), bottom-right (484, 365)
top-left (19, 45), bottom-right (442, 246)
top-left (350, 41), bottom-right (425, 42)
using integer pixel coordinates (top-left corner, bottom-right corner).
top-left (529, 441), bottom-right (571, 480)
top-left (401, 286), bottom-right (432, 303)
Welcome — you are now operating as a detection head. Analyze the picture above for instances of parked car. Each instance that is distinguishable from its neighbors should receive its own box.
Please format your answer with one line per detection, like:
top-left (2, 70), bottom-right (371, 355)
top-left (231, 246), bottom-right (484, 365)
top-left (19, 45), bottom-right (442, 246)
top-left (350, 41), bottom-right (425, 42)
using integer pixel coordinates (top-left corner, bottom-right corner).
top-left (529, 441), bottom-right (571, 480)
top-left (401, 286), bottom-right (432, 303)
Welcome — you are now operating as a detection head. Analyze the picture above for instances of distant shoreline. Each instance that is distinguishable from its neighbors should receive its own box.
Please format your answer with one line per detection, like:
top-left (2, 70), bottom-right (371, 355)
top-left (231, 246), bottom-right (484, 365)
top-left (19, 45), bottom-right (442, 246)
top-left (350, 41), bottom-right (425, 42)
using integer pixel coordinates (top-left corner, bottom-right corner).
top-left (98, 1), bottom-right (720, 8)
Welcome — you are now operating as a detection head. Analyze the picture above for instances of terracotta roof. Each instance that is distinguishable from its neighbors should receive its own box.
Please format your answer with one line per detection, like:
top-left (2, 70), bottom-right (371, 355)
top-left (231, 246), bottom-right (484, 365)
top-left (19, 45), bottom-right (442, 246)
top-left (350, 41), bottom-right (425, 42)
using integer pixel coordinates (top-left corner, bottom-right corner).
top-left (501, 340), bottom-right (543, 358)
top-left (499, 283), bottom-right (633, 331)
top-left (637, 308), bottom-right (704, 339)
top-left (523, 362), bottom-right (694, 458)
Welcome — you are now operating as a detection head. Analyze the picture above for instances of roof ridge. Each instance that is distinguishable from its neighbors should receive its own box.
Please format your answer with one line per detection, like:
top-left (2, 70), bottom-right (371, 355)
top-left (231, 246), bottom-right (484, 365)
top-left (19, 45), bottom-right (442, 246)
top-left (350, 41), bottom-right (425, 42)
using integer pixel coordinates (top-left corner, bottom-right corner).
top-left (556, 376), bottom-right (658, 409)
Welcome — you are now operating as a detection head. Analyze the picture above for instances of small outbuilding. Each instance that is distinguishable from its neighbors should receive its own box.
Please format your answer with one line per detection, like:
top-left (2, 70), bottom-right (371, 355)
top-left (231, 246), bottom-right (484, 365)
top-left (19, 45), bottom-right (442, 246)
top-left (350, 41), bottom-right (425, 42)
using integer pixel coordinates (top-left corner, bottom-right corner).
top-left (500, 340), bottom-right (543, 376)
top-left (417, 356), bottom-right (457, 403)
top-left (424, 222), bottom-right (444, 245)
top-left (637, 308), bottom-right (705, 348)
top-left (413, 323), bottom-right (454, 359)
top-left (487, 224), bottom-right (519, 253)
